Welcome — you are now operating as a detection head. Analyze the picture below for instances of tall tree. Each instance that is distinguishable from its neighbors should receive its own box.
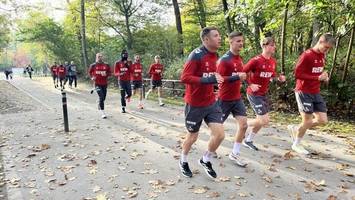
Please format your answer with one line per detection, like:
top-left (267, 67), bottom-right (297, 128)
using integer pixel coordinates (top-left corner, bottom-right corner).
top-left (222, 0), bottom-right (232, 33)
top-left (279, 1), bottom-right (289, 74)
top-left (172, 0), bottom-right (183, 56)
top-left (341, 26), bottom-right (354, 83)
top-left (80, 0), bottom-right (88, 68)
top-left (195, 0), bottom-right (206, 28)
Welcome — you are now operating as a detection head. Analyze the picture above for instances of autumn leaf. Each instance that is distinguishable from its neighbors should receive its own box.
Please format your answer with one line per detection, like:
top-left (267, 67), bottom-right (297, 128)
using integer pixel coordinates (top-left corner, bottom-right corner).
top-left (96, 193), bottom-right (107, 200)
top-left (218, 176), bottom-right (231, 182)
top-left (193, 186), bottom-right (209, 194)
top-left (283, 151), bottom-right (295, 160)
top-left (206, 191), bottom-right (220, 198)
top-left (327, 195), bottom-right (337, 200)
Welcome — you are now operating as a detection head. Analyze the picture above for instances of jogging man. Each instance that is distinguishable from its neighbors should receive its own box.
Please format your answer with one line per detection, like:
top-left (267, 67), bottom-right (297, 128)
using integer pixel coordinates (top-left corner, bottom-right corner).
top-left (26, 64), bottom-right (34, 79)
top-left (68, 61), bottom-right (78, 88)
top-left (179, 27), bottom-right (224, 179)
top-left (89, 53), bottom-right (112, 119)
top-left (63, 61), bottom-right (70, 86)
top-left (131, 54), bottom-right (144, 109)
top-left (50, 62), bottom-right (58, 88)
top-left (216, 31), bottom-right (248, 167)
top-left (242, 37), bottom-right (286, 151)
top-left (57, 64), bottom-right (67, 89)
top-left (4, 68), bottom-right (13, 80)
top-left (288, 33), bottom-right (335, 155)
top-left (114, 50), bottom-right (132, 113)
top-left (146, 55), bottom-right (164, 106)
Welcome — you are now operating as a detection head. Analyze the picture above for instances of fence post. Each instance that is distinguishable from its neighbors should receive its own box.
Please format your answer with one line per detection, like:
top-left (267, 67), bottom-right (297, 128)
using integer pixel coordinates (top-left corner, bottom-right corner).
top-left (61, 90), bottom-right (69, 132)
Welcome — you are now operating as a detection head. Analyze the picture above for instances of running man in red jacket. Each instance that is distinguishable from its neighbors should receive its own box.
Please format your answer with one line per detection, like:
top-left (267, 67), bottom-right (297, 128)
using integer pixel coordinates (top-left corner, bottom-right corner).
top-left (89, 53), bottom-right (112, 119)
top-left (217, 31), bottom-right (247, 167)
top-left (50, 62), bottom-right (58, 88)
top-left (131, 54), bottom-right (144, 109)
top-left (146, 55), bottom-right (164, 106)
top-left (179, 27), bottom-right (224, 179)
top-left (242, 37), bottom-right (286, 151)
top-left (114, 50), bottom-right (132, 113)
top-left (57, 64), bottom-right (67, 90)
top-left (287, 33), bottom-right (335, 155)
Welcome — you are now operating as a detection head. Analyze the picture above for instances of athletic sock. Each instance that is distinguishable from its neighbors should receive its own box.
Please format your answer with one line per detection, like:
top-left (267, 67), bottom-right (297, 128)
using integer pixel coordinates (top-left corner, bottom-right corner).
top-left (246, 132), bottom-right (256, 142)
top-left (181, 153), bottom-right (187, 163)
top-left (202, 151), bottom-right (212, 163)
top-left (293, 137), bottom-right (302, 146)
top-left (232, 142), bottom-right (241, 155)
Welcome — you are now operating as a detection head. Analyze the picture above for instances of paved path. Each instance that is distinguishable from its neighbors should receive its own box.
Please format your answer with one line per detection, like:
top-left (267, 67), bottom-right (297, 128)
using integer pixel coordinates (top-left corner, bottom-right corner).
top-left (0, 76), bottom-right (354, 200)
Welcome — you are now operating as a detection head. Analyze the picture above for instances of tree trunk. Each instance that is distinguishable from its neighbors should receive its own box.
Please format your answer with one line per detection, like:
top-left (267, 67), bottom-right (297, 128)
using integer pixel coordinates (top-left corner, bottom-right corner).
top-left (195, 0), bottom-right (206, 28)
top-left (341, 26), bottom-right (355, 83)
top-left (172, 0), bottom-right (184, 56)
top-left (80, 0), bottom-right (88, 68)
top-left (328, 36), bottom-right (340, 84)
top-left (124, 12), bottom-right (133, 50)
top-left (280, 2), bottom-right (289, 74)
top-left (222, 0), bottom-right (232, 34)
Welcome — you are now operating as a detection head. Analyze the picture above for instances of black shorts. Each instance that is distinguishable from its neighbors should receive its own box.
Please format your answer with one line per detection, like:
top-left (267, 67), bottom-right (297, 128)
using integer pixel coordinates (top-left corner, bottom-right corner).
top-left (132, 80), bottom-right (142, 89)
top-left (184, 102), bottom-right (223, 133)
top-left (247, 94), bottom-right (269, 115)
top-left (295, 92), bottom-right (327, 113)
top-left (219, 99), bottom-right (247, 122)
top-left (151, 80), bottom-right (162, 89)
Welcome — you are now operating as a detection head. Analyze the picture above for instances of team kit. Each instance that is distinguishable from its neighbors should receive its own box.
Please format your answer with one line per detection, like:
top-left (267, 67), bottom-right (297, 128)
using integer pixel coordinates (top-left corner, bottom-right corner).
top-left (55, 27), bottom-right (336, 179)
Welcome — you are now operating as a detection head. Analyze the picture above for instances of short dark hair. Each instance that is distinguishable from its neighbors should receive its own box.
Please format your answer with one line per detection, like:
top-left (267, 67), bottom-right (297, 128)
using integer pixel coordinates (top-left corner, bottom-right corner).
top-left (228, 31), bottom-right (243, 40)
top-left (200, 27), bottom-right (219, 40)
top-left (261, 37), bottom-right (275, 47)
top-left (320, 33), bottom-right (336, 46)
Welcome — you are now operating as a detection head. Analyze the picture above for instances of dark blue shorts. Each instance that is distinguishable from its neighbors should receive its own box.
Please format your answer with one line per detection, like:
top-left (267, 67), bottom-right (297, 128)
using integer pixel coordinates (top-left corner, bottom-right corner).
top-left (247, 94), bottom-right (269, 116)
top-left (295, 92), bottom-right (327, 113)
top-left (132, 80), bottom-right (142, 89)
top-left (151, 80), bottom-right (162, 89)
top-left (219, 99), bottom-right (247, 122)
top-left (184, 102), bottom-right (223, 133)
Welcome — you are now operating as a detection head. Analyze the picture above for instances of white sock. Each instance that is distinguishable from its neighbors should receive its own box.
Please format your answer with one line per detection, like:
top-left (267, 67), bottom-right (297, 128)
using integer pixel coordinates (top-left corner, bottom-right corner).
top-left (232, 142), bottom-right (241, 155)
top-left (139, 100), bottom-right (142, 105)
top-left (202, 151), bottom-right (212, 163)
top-left (158, 97), bottom-right (163, 104)
top-left (181, 153), bottom-right (187, 163)
top-left (293, 137), bottom-right (302, 146)
top-left (246, 132), bottom-right (256, 142)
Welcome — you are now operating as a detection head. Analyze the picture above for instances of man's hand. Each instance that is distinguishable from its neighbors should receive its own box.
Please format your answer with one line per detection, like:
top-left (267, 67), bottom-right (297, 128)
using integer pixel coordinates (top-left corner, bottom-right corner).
top-left (278, 74), bottom-right (286, 82)
top-left (250, 84), bottom-right (261, 92)
top-left (215, 73), bottom-right (224, 84)
top-left (318, 71), bottom-right (329, 81)
top-left (237, 72), bottom-right (247, 81)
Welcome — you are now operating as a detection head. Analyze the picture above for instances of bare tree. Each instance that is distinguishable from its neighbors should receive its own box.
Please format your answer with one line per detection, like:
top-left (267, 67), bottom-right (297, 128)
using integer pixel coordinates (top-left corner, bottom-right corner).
top-left (172, 0), bottom-right (183, 56)
top-left (80, 0), bottom-right (88, 68)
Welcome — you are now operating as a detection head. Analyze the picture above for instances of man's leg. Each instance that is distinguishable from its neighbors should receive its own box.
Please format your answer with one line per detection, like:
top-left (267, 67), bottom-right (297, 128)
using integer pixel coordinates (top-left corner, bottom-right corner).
top-left (157, 86), bottom-right (164, 106)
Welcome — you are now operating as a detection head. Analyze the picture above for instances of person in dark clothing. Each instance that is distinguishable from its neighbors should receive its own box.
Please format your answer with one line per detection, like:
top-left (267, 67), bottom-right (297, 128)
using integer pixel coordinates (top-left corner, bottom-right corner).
top-left (68, 61), bottom-right (78, 88)
top-left (4, 68), bottom-right (13, 80)
top-left (114, 50), bottom-right (132, 113)
top-left (26, 64), bottom-right (34, 79)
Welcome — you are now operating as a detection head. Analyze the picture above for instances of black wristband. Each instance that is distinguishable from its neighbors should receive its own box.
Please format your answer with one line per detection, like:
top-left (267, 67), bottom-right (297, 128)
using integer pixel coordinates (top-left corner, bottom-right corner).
top-left (227, 75), bottom-right (240, 82)
top-left (200, 75), bottom-right (217, 84)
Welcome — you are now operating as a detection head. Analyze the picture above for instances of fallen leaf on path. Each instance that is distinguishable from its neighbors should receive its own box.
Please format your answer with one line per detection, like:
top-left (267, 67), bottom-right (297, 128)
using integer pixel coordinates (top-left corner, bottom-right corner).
top-left (93, 185), bottom-right (101, 193)
top-left (283, 151), bottom-right (295, 160)
top-left (327, 195), bottom-right (337, 200)
top-left (193, 186), bottom-right (209, 194)
top-left (218, 176), bottom-right (231, 182)
top-left (206, 191), bottom-right (220, 198)
top-left (96, 193), bottom-right (107, 200)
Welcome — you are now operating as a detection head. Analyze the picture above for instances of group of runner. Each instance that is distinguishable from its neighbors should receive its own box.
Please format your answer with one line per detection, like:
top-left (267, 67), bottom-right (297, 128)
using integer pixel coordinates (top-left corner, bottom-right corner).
top-left (50, 61), bottom-right (78, 89)
top-left (88, 50), bottom-right (165, 118)
top-left (179, 27), bottom-right (335, 179)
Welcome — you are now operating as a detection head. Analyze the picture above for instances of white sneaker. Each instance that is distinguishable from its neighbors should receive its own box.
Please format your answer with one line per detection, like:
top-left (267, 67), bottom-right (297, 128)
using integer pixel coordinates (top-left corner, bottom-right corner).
top-left (292, 143), bottom-right (309, 155)
top-left (287, 125), bottom-right (298, 142)
top-left (228, 153), bottom-right (247, 167)
top-left (100, 110), bottom-right (107, 119)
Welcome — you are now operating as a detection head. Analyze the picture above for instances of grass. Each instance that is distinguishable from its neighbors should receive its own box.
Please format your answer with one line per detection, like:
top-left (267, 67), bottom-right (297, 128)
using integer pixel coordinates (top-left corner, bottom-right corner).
top-left (151, 93), bottom-right (355, 136)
